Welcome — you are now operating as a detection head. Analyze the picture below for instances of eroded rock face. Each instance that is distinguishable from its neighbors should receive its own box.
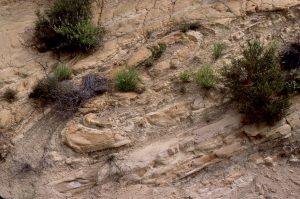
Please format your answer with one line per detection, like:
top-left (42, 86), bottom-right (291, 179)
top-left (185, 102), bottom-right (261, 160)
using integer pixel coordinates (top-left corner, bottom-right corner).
top-left (146, 101), bottom-right (191, 127)
top-left (1, 0), bottom-right (300, 199)
top-left (63, 122), bottom-right (130, 153)
top-left (243, 120), bottom-right (292, 140)
top-left (50, 168), bottom-right (98, 196)
top-left (127, 47), bottom-right (152, 66)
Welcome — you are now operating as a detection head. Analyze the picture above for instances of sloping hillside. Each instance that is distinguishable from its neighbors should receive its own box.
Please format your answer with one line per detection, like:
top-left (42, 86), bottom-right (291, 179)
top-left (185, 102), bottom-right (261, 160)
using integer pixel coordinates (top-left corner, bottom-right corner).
top-left (0, 0), bottom-right (300, 198)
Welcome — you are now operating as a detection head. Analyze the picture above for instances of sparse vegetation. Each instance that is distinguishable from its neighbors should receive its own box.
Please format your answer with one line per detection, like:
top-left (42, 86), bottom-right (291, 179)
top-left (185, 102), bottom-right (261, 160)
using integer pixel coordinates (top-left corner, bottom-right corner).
top-left (213, 42), bottom-right (226, 60)
top-left (195, 64), bottom-right (217, 89)
top-left (284, 73), bottom-right (300, 94)
top-left (280, 39), bottom-right (300, 94)
top-left (151, 43), bottom-right (167, 60)
top-left (115, 67), bottom-right (138, 92)
top-left (179, 23), bottom-right (190, 33)
top-left (53, 64), bottom-right (73, 81)
top-left (223, 40), bottom-right (290, 124)
top-left (179, 22), bottom-right (200, 33)
top-left (29, 77), bottom-right (59, 101)
top-left (144, 44), bottom-right (167, 67)
top-left (29, 74), bottom-right (108, 114)
top-left (3, 88), bottom-right (17, 103)
top-left (144, 58), bottom-right (155, 68)
top-left (180, 71), bottom-right (191, 82)
top-left (35, 0), bottom-right (104, 52)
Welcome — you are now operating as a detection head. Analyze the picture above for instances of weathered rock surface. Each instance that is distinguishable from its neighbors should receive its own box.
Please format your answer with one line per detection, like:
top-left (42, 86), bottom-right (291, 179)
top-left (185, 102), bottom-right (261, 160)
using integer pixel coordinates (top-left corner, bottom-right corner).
top-left (127, 47), bottom-right (152, 66)
top-left (0, 0), bottom-right (300, 199)
top-left (63, 123), bottom-right (130, 153)
top-left (243, 121), bottom-right (292, 140)
top-left (146, 101), bottom-right (191, 127)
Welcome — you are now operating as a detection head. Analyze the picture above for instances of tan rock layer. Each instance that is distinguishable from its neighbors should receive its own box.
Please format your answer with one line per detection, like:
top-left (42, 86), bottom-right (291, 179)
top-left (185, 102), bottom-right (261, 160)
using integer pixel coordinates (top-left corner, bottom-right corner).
top-left (63, 123), bottom-right (131, 153)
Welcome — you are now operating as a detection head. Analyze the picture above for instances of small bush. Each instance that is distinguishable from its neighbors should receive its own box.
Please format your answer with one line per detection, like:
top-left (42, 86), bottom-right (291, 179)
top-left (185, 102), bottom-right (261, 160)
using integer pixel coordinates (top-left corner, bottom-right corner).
top-left (55, 21), bottom-right (104, 51)
top-left (115, 67), bottom-right (138, 92)
top-left (280, 42), bottom-right (300, 70)
top-left (81, 73), bottom-right (109, 95)
top-left (35, 0), bottom-right (104, 52)
top-left (3, 88), bottom-right (17, 103)
top-left (213, 43), bottom-right (226, 60)
top-left (53, 64), bottom-right (72, 81)
top-left (195, 64), bottom-right (217, 89)
top-left (180, 71), bottom-right (191, 82)
top-left (222, 40), bottom-right (290, 124)
top-left (30, 74), bottom-right (108, 114)
top-left (56, 74), bottom-right (108, 112)
top-left (29, 77), bottom-right (59, 101)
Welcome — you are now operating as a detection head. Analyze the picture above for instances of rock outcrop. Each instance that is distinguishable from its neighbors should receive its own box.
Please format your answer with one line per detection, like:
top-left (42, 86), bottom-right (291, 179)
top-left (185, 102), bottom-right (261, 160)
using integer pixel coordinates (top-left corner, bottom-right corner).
top-left (63, 122), bottom-right (131, 153)
top-left (0, 0), bottom-right (300, 199)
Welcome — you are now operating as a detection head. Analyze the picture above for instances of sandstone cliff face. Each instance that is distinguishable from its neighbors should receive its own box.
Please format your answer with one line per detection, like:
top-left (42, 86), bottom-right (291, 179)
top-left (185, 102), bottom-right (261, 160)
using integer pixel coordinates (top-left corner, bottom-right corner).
top-left (0, 1), bottom-right (300, 199)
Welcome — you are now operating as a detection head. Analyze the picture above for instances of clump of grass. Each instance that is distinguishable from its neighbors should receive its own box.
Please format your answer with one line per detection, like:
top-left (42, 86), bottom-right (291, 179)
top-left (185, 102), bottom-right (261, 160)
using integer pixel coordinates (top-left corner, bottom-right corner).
top-left (180, 71), bottom-right (191, 82)
top-left (213, 42), bottom-right (226, 60)
top-left (35, 0), bottom-right (104, 52)
top-left (53, 64), bottom-right (73, 81)
top-left (115, 67), bottom-right (139, 92)
top-left (195, 64), bottom-right (217, 89)
top-left (3, 88), bottom-right (17, 103)
top-left (222, 40), bottom-right (290, 124)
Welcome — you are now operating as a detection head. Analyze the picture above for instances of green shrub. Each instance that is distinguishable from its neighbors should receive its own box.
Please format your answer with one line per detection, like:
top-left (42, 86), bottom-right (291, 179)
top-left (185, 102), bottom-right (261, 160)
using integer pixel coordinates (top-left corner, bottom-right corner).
top-left (213, 43), bottom-right (226, 60)
top-left (55, 21), bottom-right (104, 51)
top-left (115, 67), bottom-right (138, 92)
top-left (35, 0), bottom-right (104, 52)
top-left (195, 64), bottom-right (217, 89)
top-left (3, 88), bottom-right (17, 103)
top-left (180, 71), bottom-right (191, 82)
top-left (222, 40), bottom-right (290, 124)
top-left (53, 64), bottom-right (73, 81)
